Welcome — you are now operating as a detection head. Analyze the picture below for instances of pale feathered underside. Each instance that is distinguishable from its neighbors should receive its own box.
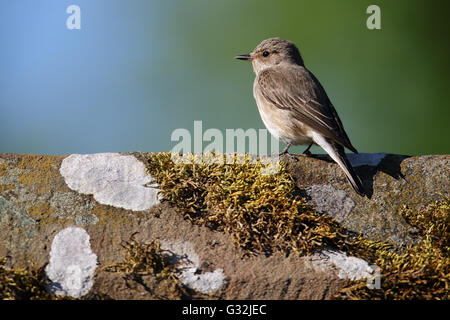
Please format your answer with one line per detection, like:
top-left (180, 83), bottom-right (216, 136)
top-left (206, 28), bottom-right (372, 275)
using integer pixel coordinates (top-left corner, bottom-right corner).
top-left (257, 66), bottom-right (358, 153)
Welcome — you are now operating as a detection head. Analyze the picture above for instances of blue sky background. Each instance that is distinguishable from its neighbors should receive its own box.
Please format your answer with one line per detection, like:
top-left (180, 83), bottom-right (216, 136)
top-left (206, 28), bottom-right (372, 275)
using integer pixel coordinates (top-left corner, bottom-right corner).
top-left (1, 0), bottom-right (449, 155)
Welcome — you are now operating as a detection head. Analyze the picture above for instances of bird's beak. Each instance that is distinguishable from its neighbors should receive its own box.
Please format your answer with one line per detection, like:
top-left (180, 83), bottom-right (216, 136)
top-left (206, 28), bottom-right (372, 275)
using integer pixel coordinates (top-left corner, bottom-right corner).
top-left (235, 54), bottom-right (252, 61)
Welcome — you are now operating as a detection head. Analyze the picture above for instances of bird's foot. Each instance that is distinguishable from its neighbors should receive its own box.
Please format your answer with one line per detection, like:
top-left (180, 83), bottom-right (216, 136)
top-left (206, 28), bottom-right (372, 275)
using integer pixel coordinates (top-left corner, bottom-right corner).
top-left (279, 143), bottom-right (299, 161)
top-left (279, 152), bottom-right (298, 162)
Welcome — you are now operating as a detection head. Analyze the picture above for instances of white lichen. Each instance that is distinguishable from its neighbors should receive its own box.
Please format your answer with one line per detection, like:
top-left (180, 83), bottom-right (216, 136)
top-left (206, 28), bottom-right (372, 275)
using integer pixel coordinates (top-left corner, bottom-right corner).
top-left (161, 240), bottom-right (226, 294)
top-left (308, 249), bottom-right (373, 281)
top-left (179, 268), bottom-right (225, 293)
top-left (45, 227), bottom-right (97, 298)
top-left (60, 153), bottom-right (160, 211)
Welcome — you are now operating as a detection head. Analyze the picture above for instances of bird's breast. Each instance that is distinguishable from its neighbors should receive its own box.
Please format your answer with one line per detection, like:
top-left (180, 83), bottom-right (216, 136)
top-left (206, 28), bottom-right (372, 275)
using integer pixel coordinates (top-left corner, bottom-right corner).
top-left (253, 81), bottom-right (313, 146)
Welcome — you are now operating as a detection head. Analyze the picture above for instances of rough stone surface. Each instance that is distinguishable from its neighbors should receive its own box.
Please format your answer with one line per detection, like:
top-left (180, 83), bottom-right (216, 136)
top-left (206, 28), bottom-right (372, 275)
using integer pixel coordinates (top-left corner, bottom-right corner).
top-left (0, 152), bottom-right (448, 299)
top-left (305, 184), bottom-right (355, 222)
top-left (284, 153), bottom-right (449, 247)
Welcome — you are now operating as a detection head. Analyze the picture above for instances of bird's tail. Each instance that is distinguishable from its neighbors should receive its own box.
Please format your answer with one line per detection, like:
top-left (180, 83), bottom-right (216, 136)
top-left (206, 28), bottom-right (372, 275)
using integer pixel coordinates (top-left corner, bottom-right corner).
top-left (332, 143), bottom-right (366, 197)
top-left (312, 133), bottom-right (366, 197)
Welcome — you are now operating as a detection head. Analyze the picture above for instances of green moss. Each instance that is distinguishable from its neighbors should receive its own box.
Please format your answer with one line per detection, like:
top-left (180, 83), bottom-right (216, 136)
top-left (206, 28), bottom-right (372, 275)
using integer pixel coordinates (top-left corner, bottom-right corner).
top-left (0, 258), bottom-right (53, 300)
top-left (0, 162), bottom-right (8, 177)
top-left (147, 152), bottom-right (449, 299)
top-left (147, 152), bottom-right (350, 256)
top-left (2, 152), bottom-right (447, 300)
top-left (102, 233), bottom-right (177, 278)
top-left (101, 233), bottom-right (189, 299)
top-left (0, 185), bottom-right (15, 193)
top-left (337, 199), bottom-right (449, 300)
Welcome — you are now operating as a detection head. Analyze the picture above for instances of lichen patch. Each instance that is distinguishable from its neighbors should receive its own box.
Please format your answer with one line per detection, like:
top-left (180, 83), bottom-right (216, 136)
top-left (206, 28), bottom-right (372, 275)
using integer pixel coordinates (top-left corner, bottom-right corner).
top-left (161, 240), bottom-right (226, 294)
top-left (45, 227), bottom-right (97, 298)
top-left (60, 153), bottom-right (160, 211)
top-left (308, 249), bottom-right (372, 281)
top-left (179, 268), bottom-right (225, 293)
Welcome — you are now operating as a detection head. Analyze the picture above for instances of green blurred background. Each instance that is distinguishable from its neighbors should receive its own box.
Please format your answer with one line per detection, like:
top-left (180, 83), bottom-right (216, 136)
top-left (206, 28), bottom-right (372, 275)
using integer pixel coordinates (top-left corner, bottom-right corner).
top-left (1, 0), bottom-right (449, 155)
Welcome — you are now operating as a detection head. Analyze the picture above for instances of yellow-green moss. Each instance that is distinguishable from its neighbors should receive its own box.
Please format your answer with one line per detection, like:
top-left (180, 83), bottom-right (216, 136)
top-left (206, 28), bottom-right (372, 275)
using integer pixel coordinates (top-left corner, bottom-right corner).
top-left (0, 258), bottom-right (108, 300)
top-left (146, 152), bottom-right (449, 299)
top-left (1, 153), bottom-right (447, 300)
top-left (102, 233), bottom-right (176, 278)
top-left (0, 184), bottom-right (15, 193)
top-left (0, 258), bottom-right (53, 300)
top-left (0, 162), bottom-right (8, 177)
top-left (337, 199), bottom-right (449, 300)
top-left (101, 233), bottom-right (188, 299)
top-left (147, 152), bottom-right (349, 256)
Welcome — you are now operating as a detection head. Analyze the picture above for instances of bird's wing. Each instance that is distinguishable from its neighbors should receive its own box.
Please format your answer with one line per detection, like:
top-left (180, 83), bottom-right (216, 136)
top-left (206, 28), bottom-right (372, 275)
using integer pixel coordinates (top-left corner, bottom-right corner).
top-left (257, 66), bottom-right (358, 153)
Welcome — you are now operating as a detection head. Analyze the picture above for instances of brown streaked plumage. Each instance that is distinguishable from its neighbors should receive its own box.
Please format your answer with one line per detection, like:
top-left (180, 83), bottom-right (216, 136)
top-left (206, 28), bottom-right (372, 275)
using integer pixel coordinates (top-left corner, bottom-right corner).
top-left (236, 37), bottom-right (366, 197)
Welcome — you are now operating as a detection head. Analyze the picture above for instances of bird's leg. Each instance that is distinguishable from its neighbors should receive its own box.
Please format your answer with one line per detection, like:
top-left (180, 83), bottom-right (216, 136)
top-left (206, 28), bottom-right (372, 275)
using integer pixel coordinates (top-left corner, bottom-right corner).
top-left (302, 143), bottom-right (313, 155)
top-left (279, 143), bottom-right (298, 162)
top-left (279, 143), bottom-right (292, 156)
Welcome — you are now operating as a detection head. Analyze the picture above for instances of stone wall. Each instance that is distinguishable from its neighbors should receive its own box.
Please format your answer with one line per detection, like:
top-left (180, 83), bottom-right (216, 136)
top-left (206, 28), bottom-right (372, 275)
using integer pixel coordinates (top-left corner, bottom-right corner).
top-left (0, 152), bottom-right (448, 299)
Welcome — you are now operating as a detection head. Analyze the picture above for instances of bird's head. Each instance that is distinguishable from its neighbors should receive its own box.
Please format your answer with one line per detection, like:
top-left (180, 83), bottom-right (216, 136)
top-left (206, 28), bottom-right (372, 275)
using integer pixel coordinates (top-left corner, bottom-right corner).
top-left (235, 38), bottom-right (304, 74)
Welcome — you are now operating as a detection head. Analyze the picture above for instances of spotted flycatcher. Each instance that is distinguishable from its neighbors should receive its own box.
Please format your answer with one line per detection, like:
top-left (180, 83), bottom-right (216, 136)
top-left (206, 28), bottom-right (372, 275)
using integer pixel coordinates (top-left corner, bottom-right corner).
top-left (235, 38), bottom-right (366, 196)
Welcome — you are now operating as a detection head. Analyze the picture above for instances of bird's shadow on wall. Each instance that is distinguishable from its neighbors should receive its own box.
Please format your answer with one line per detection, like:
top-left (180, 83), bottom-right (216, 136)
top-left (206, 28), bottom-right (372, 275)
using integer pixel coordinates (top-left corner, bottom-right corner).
top-left (299, 153), bottom-right (410, 199)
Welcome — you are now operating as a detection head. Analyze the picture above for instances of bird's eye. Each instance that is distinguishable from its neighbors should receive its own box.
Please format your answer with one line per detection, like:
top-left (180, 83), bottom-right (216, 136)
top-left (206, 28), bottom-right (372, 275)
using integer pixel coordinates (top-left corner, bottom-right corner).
top-left (262, 51), bottom-right (270, 57)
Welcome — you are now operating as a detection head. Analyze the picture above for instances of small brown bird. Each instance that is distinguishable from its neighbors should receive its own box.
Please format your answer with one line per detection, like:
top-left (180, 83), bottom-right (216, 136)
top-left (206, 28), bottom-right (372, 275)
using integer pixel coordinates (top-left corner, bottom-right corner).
top-left (236, 38), bottom-right (366, 196)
